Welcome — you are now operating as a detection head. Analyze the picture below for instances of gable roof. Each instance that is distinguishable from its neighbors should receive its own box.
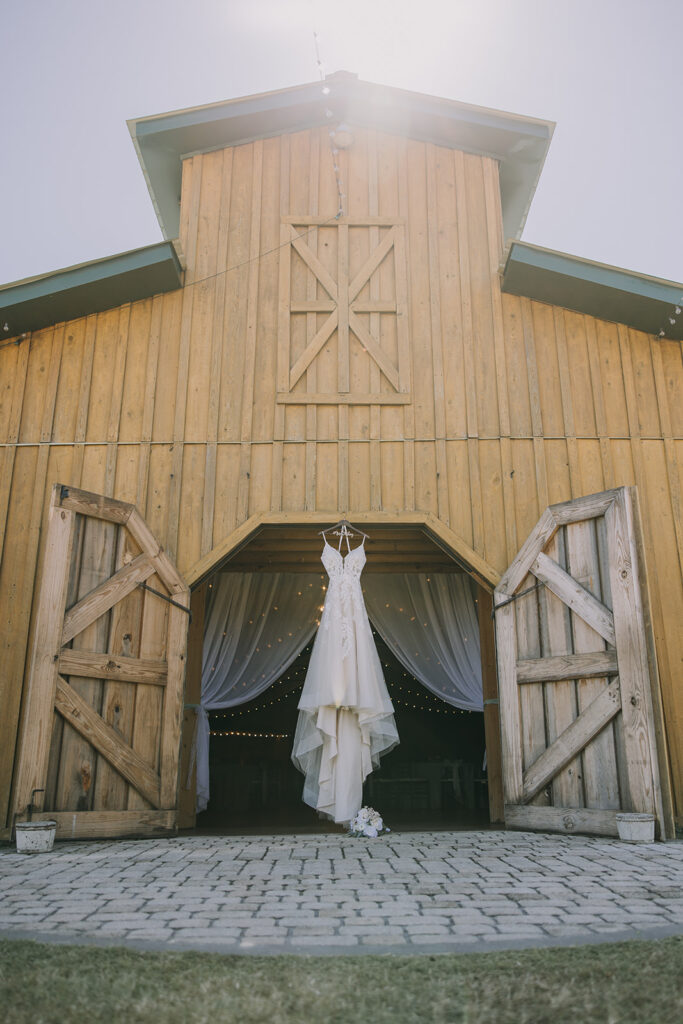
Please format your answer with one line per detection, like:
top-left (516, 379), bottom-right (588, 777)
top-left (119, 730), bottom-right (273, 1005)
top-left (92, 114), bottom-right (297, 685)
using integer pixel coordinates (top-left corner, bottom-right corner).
top-left (128, 70), bottom-right (554, 245)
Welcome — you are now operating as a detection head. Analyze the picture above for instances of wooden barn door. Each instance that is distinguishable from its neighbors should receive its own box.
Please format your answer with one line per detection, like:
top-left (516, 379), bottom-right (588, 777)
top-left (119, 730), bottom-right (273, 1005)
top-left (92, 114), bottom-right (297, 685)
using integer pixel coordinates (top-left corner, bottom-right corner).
top-left (13, 484), bottom-right (190, 840)
top-left (494, 487), bottom-right (674, 840)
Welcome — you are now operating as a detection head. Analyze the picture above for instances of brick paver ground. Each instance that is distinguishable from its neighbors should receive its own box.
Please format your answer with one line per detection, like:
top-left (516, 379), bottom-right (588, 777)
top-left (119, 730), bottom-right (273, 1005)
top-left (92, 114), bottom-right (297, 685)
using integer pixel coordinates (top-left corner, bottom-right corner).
top-left (1, 830), bottom-right (682, 954)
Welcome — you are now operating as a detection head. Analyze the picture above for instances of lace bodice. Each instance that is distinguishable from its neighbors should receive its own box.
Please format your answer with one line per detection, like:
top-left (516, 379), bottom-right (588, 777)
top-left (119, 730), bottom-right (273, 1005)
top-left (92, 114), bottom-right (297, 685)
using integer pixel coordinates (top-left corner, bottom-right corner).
top-left (321, 539), bottom-right (366, 581)
top-left (319, 539), bottom-right (366, 659)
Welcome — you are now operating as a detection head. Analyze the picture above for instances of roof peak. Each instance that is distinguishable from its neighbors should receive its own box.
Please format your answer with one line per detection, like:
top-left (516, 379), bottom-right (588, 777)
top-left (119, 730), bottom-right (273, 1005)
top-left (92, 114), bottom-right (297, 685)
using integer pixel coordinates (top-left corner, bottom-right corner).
top-left (128, 73), bottom-right (554, 244)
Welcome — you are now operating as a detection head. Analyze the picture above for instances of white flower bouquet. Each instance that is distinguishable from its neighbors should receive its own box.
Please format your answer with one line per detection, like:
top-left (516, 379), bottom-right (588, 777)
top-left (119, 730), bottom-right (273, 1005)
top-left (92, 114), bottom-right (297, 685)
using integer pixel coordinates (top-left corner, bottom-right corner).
top-left (348, 806), bottom-right (390, 838)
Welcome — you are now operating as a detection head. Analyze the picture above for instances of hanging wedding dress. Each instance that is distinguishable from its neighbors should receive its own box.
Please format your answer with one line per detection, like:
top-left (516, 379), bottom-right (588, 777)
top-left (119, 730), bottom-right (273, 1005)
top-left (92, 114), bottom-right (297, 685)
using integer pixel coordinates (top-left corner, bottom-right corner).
top-left (291, 529), bottom-right (399, 824)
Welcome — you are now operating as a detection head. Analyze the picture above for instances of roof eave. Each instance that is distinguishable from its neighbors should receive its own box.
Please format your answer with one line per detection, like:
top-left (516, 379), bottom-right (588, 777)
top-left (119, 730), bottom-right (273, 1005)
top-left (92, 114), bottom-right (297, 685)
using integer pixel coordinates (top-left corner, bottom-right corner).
top-left (502, 241), bottom-right (683, 340)
top-left (128, 72), bottom-right (555, 245)
top-left (0, 241), bottom-right (184, 338)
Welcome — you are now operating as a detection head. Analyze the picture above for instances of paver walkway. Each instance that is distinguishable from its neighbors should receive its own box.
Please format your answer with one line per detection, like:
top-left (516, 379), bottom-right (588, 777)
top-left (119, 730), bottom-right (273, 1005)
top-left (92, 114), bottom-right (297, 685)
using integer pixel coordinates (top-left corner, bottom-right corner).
top-left (1, 830), bottom-right (682, 955)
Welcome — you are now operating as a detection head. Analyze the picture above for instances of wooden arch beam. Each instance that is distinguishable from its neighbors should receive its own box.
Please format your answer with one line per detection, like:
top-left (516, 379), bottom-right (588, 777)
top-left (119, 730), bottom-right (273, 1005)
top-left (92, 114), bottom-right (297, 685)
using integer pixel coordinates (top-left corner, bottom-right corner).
top-left (185, 511), bottom-right (500, 590)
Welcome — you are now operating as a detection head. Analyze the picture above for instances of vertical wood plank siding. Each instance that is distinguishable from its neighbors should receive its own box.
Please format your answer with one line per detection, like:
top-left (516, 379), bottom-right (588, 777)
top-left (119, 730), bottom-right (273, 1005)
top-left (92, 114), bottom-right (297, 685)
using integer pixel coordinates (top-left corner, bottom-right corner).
top-left (1, 126), bottom-right (682, 826)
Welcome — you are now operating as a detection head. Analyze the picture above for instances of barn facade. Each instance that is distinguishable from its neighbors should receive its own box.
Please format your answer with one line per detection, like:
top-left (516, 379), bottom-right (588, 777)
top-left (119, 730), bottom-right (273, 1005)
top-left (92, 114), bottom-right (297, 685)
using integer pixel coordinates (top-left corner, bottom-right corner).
top-left (1, 73), bottom-right (681, 841)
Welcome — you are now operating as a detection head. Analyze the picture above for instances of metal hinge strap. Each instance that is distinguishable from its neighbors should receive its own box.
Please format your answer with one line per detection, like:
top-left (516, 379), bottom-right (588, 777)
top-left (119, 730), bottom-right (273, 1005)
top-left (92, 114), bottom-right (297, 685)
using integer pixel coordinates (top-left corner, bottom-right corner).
top-left (492, 580), bottom-right (543, 617)
top-left (137, 581), bottom-right (192, 621)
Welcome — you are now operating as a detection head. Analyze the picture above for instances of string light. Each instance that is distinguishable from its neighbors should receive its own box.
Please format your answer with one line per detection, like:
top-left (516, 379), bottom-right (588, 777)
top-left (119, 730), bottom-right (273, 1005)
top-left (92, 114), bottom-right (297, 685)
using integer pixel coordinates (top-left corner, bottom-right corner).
top-left (389, 696), bottom-right (471, 716)
top-left (210, 730), bottom-right (290, 739)
top-left (209, 650), bottom-right (475, 723)
top-left (213, 674), bottom-right (306, 719)
top-left (657, 297), bottom-right (683, 338)
top-left (206, 599), bottom-right (479, 727)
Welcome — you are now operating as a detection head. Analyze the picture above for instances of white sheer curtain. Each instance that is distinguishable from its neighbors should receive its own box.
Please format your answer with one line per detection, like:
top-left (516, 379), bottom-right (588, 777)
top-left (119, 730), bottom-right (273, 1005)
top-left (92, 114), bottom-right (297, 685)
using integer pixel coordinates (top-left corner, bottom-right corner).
top-left (196, 573), bottom-right (324, 811)
top-left (363, 574), bottom-right (483, 711)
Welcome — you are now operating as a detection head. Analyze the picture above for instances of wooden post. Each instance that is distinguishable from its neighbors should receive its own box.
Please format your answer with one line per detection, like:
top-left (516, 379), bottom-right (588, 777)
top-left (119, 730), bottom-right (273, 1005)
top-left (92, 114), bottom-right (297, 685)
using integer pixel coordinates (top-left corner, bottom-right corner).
top-left (477, 586), bottom-right (504, 822)
top-left (177, 583), bottom-right (206, 828)
top-left (13, 489), bottom-right (75, 818)
top-left (629, 487), bottom-right (676, 838)
top-left (605, 489), bottom-right (661, 819)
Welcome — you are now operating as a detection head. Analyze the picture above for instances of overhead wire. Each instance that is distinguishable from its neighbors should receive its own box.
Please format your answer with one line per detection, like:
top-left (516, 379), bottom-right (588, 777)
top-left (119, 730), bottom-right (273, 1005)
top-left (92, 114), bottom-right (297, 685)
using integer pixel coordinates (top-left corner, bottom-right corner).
top-left (0, 212), bottom-right (342, 347)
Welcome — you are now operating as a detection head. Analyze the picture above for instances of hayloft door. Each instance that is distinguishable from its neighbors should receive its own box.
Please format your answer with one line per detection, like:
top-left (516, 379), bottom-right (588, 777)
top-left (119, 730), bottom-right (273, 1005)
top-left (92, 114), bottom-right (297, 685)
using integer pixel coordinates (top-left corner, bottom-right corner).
top-left (494, 487), bottom-right (674, 840)
top-left (13, 484), bottom-right (190, 840)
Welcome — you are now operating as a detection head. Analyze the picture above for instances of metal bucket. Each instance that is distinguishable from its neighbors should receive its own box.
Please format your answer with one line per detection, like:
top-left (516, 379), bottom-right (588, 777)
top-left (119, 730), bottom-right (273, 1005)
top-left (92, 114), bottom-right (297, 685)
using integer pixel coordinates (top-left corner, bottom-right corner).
top-left (616, 813), bottom-right (655, 843)
top-left (15, 820), bottom-right (57, 853)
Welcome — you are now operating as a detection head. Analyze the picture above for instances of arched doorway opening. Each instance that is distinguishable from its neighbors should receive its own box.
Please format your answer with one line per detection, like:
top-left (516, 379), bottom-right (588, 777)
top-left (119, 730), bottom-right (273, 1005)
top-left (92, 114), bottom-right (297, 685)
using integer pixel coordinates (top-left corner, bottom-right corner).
top-left (179, 517), bottom-right (502, 835)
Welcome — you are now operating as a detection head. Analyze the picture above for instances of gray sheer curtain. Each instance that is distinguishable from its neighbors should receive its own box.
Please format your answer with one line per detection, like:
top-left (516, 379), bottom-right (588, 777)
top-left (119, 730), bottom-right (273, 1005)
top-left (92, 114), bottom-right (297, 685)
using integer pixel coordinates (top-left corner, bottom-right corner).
top-left (363, 574), bottom-right (483, 711)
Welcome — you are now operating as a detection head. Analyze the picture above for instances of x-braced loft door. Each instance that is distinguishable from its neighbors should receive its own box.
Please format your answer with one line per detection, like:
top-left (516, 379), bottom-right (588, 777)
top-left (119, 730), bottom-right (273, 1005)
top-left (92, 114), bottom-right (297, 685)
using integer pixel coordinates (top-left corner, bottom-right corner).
top-left (494, 487), bottom-right (674, 840)
top-left (277, 217), bottom-right (411, 405)
top-left (13, 485), bottom-right (190, 840)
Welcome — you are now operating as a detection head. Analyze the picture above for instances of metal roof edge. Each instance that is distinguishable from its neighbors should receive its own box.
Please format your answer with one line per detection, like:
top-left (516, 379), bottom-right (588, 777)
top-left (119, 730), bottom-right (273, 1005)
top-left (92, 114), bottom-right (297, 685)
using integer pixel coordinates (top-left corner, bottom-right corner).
top-left (129, 71), bottom-right (554, 142)
top-left (502, 241), bottom-right (683, 340)
top-left (1, 241), bottom-right (183, 339)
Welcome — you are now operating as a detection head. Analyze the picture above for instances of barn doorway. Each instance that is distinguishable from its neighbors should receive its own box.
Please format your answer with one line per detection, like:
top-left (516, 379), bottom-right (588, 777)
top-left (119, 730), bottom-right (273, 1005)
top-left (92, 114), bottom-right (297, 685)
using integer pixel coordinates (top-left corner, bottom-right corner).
top-left (181, 521), bottom-right (502, 835)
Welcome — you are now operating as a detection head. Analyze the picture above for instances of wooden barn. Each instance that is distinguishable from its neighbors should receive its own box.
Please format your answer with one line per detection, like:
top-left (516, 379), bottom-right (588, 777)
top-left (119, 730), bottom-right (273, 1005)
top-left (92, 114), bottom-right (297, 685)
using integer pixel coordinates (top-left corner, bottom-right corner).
top-left (1, 72), bottom-right (681, 842)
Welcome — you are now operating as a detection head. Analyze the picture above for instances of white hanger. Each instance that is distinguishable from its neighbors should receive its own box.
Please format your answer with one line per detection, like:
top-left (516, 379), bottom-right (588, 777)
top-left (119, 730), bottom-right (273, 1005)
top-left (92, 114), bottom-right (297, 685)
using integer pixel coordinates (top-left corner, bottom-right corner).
top-left (318, 518), bottom-right (369, 540)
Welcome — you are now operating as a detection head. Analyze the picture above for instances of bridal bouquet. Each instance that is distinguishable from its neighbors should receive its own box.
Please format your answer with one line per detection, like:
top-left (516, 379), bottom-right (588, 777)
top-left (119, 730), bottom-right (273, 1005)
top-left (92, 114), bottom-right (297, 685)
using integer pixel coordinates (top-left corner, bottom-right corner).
top-left (348, 806), bottom-right (390, 838)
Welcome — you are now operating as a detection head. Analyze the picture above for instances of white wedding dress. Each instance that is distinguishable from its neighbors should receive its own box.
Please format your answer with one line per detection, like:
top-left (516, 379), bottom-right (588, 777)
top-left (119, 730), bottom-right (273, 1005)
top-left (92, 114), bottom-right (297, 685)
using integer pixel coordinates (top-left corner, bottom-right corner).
top-left (291, 532), bottom-right (399, 824)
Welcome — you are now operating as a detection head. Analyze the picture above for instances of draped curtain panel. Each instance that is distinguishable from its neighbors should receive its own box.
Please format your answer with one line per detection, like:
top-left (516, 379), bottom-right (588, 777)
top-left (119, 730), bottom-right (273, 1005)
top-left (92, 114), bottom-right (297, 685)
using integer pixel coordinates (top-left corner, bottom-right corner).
top-left (196, 573), bottom-right (324, 811)
top-left (197, 570), bottom-right (483, 811)
top-left (363, 574), bottom-right (484, 712)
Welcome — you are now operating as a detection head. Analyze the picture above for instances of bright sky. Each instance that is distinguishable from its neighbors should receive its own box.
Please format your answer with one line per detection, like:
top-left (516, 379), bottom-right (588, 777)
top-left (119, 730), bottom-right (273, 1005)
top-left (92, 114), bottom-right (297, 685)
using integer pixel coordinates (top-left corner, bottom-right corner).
top-left (3, 0), bottom-right (682, 286)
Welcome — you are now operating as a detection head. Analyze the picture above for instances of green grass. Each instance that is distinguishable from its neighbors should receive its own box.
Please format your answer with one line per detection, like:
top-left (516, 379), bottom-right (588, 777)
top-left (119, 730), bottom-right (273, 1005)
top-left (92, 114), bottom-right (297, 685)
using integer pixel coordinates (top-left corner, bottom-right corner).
top-left (1, 937), bottom-right (681, 1024)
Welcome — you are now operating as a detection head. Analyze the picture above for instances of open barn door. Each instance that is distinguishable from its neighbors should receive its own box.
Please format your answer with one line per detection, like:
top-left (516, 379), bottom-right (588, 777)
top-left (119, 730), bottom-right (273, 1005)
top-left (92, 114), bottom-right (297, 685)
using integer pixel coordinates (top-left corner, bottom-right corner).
top-left (12, 484), bottom-right (190, 840)
top-left (494, 487), bottom-right (675, 840)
